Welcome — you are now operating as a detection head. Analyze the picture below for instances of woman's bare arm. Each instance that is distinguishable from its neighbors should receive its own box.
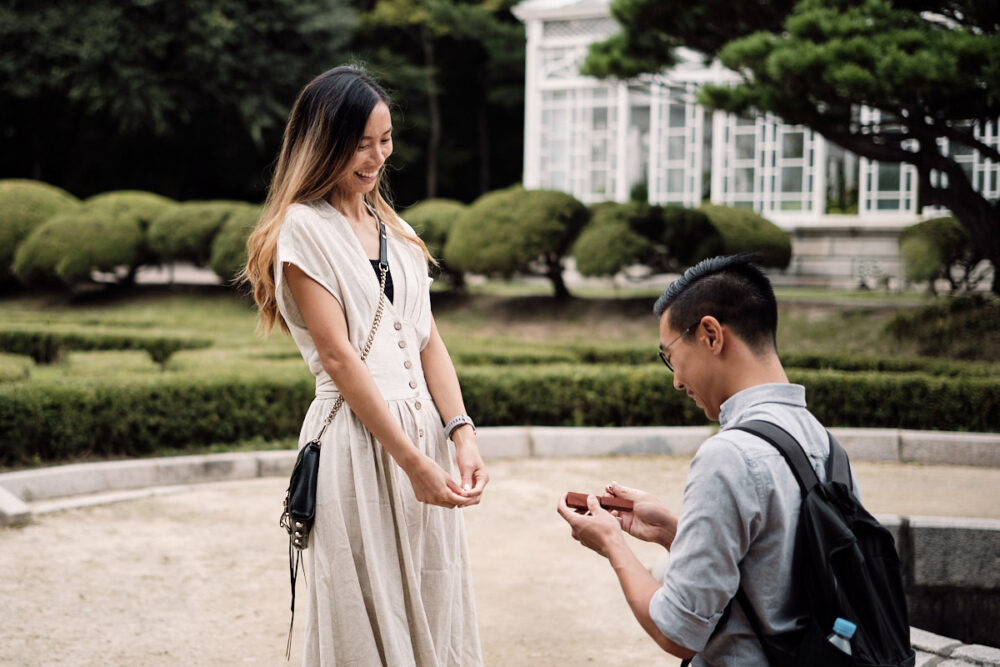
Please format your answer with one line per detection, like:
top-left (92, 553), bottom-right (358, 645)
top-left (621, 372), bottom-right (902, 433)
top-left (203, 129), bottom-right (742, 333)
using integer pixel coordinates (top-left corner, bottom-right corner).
top-left (421, 316), bottom-right (489, 503)
top-left (284, 263), bottom-right (466, 507)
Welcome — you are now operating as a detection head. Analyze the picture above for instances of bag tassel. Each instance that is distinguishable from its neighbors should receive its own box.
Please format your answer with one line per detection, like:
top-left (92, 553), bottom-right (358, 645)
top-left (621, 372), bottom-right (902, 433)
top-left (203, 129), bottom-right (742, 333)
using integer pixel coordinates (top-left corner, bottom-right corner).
top-left (285, 538), bottom-right (306, 660)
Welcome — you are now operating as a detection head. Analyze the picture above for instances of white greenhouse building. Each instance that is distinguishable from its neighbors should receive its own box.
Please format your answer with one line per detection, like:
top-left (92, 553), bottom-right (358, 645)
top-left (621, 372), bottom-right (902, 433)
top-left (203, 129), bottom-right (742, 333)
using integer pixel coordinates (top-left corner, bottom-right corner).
top-left (512, 0), bottom-right (1000, 287)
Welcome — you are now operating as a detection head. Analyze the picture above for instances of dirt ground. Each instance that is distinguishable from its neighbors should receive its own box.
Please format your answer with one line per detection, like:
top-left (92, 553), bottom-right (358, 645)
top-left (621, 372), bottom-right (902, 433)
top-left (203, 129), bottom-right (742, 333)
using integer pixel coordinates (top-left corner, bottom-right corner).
top-left (2, 455), bottom-right (999, 666)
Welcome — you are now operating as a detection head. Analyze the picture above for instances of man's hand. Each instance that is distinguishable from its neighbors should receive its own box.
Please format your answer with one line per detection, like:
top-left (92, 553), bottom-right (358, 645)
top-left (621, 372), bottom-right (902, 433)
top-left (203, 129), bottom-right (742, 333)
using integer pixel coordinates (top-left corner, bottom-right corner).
top-left (606, 482), bottom-right (678, 549)
top-left (557, 493), bottom-right (627, 559)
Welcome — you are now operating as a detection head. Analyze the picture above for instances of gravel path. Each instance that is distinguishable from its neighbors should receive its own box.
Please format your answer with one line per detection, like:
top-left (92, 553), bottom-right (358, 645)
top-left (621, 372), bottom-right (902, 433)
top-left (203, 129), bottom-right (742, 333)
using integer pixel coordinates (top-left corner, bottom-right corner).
top-left (2, 455), bottom-right (998, 666)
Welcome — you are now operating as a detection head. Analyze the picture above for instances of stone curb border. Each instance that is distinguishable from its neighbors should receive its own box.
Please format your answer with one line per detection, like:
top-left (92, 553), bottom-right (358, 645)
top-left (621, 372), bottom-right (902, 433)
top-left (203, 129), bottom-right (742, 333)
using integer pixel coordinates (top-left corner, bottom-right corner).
top-left (2, 426), bottom-right (999, 663)
top-left (3, 425), bottom-right (1000, 527)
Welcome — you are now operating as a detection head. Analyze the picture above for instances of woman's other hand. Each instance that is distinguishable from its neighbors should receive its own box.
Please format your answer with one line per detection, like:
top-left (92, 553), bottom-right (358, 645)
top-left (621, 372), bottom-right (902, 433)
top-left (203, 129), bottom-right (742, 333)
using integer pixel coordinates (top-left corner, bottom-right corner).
top-left (453, 430), bottom-right (488, 506)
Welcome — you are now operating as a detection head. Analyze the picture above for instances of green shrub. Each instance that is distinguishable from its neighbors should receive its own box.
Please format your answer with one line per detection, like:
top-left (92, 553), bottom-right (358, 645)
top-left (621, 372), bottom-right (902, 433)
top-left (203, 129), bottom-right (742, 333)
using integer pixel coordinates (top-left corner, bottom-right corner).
top-left (83, 190), bottom-right (176, 229)
top-left (0, 375), bottom-right (312, 466)
top-left (3, 362), bottom-right (999, 465)
top-left (573, 202), bottom-right (727, 278)
top-left (445, 186), bottom-right (589, 297)
top-left (8, 190), bottom-right (175, 287)
top-left (148, 201), bottom-right (243, 265)
top-left (403, 198), bottom-right (467, 287)
top-left (779, 352), bottom-right (1000, 378)
top-left (12, 209), bottom-right (146, 286)
top-left (661, 205), bottom-right (725, 269)
top-left (209, 203), bottom-right (261, 284)
top-left (0, 353), bottom-right (32, 383)
top-left (899, 216), bottom-right (985, 293)
top-left (0, 328), bottom-right (212, 366)
top-left (0, 179), bottom-right (80, 285)
top-left (885, 294), bottom-right (1000, 361)
top-left (572, 210), bottom-right (650, 277)
top-left (700, 204), bottom-right (791, 268)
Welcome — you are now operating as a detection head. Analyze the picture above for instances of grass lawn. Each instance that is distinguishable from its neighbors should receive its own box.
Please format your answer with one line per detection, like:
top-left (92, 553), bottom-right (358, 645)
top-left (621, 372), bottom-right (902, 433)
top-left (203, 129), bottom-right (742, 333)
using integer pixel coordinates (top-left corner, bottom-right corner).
top-left (0, 283), bottom-right (930, 376)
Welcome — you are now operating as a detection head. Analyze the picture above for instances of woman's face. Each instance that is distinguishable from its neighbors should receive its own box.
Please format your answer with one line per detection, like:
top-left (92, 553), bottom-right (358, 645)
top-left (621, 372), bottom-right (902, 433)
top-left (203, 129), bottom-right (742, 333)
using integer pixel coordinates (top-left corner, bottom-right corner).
top-left (339, 101), bottom-right (393, 198)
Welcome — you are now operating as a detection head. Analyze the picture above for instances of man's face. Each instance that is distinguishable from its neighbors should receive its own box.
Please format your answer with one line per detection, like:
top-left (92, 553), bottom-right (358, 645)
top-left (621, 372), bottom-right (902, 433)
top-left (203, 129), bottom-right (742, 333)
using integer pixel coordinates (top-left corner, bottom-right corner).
top-left (658, 311), bottom-right (722, 421)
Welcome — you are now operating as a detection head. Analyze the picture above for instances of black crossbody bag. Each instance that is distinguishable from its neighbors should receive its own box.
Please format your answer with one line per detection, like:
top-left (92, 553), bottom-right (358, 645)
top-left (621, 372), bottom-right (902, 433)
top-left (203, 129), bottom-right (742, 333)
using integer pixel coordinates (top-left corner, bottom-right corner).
top-left (278, 216), bottom-right (389, 658)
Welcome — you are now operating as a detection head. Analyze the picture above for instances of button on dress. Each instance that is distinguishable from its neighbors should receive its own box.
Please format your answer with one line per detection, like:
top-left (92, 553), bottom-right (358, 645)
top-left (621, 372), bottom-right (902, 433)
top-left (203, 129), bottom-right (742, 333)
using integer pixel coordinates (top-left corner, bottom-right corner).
top-left (274, 200), bottom-right (483, 666)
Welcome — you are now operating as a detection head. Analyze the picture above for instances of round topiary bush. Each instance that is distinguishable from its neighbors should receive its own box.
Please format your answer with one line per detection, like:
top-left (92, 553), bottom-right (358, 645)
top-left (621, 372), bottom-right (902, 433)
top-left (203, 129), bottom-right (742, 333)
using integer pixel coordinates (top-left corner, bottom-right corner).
top-left (403, 198), bottom-right (467, 287)
top-left (12, 208), bottom-right (147, 286)
top-left (660, 205), bottom-right (725, 269)
top-left (148, 201), bottom-right (242, 266)
top-left (445, 186), bottom-right (589, 297)
top-left (83, 190), bottom-right (176, 229)
top-left (699, 204), bottom-right (791, 269)
top-left (209, 203), bottom-right (262, 284)
top-left (899, 216), bottom-right (984, 293)
top-left (0, 180), bottom-right (81, 286)
top-left (572, 203), bottom-right (651, 277)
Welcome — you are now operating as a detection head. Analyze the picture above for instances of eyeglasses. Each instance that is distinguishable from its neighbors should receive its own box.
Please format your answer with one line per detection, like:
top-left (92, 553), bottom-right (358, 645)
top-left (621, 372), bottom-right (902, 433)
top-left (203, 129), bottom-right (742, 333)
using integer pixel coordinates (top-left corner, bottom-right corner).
top-left (658, 322), bottom-right (700, 372)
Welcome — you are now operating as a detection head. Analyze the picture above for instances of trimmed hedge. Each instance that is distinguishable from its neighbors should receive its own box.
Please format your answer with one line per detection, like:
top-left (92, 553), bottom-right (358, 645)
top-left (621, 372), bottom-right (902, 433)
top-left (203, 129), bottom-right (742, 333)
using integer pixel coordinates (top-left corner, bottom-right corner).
top-left (445, 186), bottom-right (589, 296)
top-left (10, 189), bottom-right (175, 287)
top-left (209, 203), bottom-right (261, 284)
top-left (700, 204), bottom-right (791, 269)
top-left (572, 203), bottom-right (651, 277)
top-left (0, 375), bottom-right (311, 465)
top-left (0, 179), bottom-right (81, 285)
top-left (0, 329), bottom-right (212, 366)
top-left (404, 198), bottom-right (468, 286)
top-left (148, 200), bottom-right (243, 266)
top-left (0, 353), bottom-right (32, 383)
top-left (3, 363), bottom-right (999, 465)
top-left (448, 339), bottom-right (1000, 377)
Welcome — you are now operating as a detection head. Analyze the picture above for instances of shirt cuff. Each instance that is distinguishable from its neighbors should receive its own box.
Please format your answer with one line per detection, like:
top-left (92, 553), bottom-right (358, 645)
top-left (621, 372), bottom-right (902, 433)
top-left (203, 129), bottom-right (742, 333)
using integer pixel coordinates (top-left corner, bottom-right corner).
top-left (649, 586), bottom-right (723, 653)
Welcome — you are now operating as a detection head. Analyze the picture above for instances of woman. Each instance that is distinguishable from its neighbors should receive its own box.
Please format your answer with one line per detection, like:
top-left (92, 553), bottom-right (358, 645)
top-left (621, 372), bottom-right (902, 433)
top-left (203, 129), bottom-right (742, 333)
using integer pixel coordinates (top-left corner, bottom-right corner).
top-left (243, 65), bottom-right (487, 666)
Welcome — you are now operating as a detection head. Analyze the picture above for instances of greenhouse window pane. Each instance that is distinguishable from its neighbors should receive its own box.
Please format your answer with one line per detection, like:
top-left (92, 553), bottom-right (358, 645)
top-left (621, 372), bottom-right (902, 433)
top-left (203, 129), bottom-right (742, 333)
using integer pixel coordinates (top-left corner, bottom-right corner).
top-left (782, 132), bottom-right (804, 158)
top-left (668, 104), bottom-right (686, 128)
top-left (666, 169), bottom-right (685, 192)
top-left (593, 107), bottom-right (608, 130)
top-left (735, 135), bottom-right (755, 160)
top-left (877, 163), bottom-right (901, 191)
top-left (734, 167), bottom-right (754, 192)
top-left (667, 136), bottom-right (685, 161)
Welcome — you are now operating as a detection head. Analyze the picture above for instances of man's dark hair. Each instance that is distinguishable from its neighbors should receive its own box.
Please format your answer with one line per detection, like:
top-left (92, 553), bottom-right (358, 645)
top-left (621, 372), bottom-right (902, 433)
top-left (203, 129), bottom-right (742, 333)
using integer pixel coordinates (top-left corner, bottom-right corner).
top-left (653, 254), bottom-right (778, 353)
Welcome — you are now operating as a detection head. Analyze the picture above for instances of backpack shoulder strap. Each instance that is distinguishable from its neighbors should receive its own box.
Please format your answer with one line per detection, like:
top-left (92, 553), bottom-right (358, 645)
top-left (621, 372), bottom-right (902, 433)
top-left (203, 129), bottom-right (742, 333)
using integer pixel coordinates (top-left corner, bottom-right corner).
top-left (729, 419), bottom-right (820, 495)
top-left (826, 431), bottom-right (853, 490)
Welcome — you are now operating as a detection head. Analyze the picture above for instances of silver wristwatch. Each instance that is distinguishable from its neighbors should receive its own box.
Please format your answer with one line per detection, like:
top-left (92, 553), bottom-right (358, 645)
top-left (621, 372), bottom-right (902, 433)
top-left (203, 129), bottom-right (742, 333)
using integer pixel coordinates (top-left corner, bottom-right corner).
top-left (444, 414), bottom-right (476, 440)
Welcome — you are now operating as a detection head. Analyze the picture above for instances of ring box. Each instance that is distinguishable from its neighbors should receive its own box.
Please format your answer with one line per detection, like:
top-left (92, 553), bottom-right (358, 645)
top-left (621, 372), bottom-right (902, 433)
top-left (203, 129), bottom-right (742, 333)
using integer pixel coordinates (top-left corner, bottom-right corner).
top-left (566, 492), bottom-right (633, 512)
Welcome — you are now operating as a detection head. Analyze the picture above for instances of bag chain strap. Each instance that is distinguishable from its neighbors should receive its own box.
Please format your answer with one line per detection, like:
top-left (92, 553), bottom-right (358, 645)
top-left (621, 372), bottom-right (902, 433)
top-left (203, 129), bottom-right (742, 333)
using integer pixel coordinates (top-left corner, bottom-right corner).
top-left (313, 219), bottom-right (388, 444)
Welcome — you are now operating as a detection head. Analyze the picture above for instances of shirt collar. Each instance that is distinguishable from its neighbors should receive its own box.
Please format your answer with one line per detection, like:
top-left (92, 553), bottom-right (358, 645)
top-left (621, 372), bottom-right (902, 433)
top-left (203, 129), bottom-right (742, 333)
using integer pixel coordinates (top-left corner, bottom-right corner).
top-left (718, 383), bottom-right (807, 428)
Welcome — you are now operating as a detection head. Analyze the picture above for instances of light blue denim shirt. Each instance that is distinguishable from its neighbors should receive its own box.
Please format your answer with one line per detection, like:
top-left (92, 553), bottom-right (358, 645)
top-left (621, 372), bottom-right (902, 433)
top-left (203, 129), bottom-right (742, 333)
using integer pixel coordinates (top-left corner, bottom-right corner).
top-left (649, 383), bottom-right (860, 666)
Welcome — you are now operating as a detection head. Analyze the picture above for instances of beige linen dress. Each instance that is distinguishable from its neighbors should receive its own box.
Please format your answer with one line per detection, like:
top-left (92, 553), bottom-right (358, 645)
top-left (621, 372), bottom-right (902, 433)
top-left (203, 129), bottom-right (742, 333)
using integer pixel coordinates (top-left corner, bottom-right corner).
top-left (274, 200), bottom-right (483, 666)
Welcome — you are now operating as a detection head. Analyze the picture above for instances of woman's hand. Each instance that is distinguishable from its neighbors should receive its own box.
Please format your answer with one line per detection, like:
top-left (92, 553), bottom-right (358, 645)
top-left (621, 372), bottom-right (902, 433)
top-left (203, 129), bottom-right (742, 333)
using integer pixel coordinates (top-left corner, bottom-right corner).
top-left (402, 454), bottom-right (468, 508)
top-left (453, 431), bottom-right (489, 506)
top-left (606, 481), bottom-right (678, 549)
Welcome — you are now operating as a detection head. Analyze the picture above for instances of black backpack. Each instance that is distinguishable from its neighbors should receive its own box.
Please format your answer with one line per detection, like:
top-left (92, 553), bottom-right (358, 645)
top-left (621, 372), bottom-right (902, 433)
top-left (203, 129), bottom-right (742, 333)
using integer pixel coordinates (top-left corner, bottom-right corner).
top-left (719, 420), bottom-right (916, 667)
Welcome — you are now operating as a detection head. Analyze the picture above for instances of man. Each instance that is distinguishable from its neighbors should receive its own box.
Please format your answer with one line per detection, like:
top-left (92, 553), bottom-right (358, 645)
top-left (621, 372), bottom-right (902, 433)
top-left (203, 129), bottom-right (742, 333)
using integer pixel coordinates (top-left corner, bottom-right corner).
top-left (557, 254), bottom-right (859, 665)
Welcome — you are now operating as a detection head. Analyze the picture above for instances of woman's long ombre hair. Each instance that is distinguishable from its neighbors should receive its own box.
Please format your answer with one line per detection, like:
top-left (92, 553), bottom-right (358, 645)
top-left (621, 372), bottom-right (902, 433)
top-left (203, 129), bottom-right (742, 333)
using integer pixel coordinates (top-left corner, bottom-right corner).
top-left (243, 65), bottom-right (431, 334)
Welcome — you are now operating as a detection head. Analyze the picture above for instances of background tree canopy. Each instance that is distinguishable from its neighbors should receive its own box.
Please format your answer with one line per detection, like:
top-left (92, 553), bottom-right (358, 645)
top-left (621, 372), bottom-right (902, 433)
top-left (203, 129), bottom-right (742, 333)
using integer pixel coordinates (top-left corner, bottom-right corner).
top-left (0, 0), bottom-right (356, 201)
top-left (0, 0), bottom-right (525, 207)
top-left (585, 0), bottom-right (1000, 292)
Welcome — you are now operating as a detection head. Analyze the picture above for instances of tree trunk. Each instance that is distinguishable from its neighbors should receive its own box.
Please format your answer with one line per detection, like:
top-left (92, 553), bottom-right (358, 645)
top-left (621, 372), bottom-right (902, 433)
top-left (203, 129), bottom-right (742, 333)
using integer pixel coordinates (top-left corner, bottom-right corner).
top-left (547, 255), bottom-right (571, 299)
top-left (936, 183), bottom-right (1000, 296)
top-left (421, 28), bottom-right (440, 199)
top-left (477, 91), bottom-right (490, 194)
